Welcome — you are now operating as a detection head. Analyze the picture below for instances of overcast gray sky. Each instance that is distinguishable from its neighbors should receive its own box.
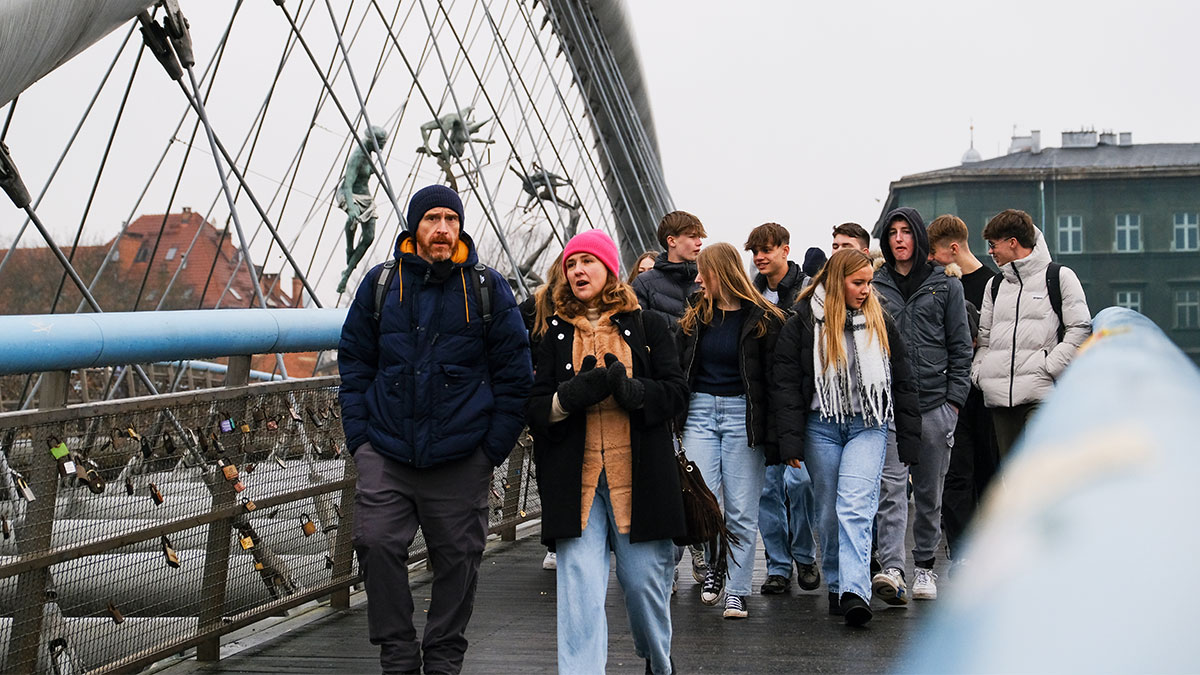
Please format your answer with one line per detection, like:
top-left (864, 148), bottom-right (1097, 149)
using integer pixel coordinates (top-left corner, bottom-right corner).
top-left (625, 0), bottom-right (1200, 253)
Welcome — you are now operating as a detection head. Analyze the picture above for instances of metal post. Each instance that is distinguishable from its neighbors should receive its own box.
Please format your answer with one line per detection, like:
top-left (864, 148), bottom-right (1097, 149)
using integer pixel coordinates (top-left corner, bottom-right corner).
top-left (499, 443), bottom-right (526, 542)
top-left (5, 371), bottom-right (68, 675)
top-left (195, 356), bottom-right (250, 661)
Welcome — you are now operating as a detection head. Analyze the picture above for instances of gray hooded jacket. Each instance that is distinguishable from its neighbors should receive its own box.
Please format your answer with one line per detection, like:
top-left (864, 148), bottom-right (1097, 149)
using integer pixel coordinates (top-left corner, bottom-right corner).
top-left (873, 207), bottom-right (973, 413)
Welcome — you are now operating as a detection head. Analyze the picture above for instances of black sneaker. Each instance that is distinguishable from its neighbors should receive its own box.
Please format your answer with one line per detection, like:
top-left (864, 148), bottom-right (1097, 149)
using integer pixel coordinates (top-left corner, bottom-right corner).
top-left (700, 568), bottom-right (724, 606)
top-left (841, 592), bottom-right (873, 627)
top-left (796, 562), bottom-right (821, 591)
top-left (723, 594), bottom-right (748, 619)
top-left (828, 592), bottom-right (843, 616)
top-left (760, 574), bottom-right (790, 595)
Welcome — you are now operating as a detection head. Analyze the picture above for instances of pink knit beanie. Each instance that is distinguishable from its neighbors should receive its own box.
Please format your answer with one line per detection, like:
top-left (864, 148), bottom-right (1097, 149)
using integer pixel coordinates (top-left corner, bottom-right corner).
top-left (562, 229), bottom-right (620, 278)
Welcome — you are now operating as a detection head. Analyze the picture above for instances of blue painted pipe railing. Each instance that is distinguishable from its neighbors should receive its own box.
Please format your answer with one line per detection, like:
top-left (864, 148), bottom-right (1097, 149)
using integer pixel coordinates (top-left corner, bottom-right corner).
top-left (0, 309), bottom-right (347, 375)
top-left (900, 307), bottom-right (1200, 673)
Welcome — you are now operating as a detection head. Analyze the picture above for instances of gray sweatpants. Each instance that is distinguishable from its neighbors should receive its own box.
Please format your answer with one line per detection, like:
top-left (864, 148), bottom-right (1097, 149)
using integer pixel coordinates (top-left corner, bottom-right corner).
top-left (353, 443), bottom-right (493, 675)
top-left (874, 402), bottom-right (958, 571)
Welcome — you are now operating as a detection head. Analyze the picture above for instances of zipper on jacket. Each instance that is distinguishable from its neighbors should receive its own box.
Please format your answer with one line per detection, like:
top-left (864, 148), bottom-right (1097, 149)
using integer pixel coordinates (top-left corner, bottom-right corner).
top-left (1008, 264), bottom-right (1023, 408)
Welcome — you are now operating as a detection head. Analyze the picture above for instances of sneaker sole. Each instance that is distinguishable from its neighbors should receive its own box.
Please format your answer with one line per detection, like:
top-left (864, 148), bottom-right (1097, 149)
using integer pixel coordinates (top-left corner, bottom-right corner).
top-left (871, 578), bottom-right (909, 606)
top-left (798, 577), bottom-right (821, 591)
top-left (723, 610), bottom-right (748, 619)
top-left (912, 589), bottom-right (937, 600)
top-left (844, 605), bottom-right (873, 627)
top-left (700, 593), bottom-right (722, 606)
top-left (760, 584), bottom-right (788, 595)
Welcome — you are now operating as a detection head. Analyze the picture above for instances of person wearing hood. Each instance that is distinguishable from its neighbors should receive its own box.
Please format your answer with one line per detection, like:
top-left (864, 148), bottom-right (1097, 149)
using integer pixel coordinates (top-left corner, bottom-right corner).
top-left (871, 207), bottom-right (972, 605)
top-left (632, 210), bottom-right (707, 330)
top-left (972, 209), bottom-right (1091, 458)
top-left (743, 223), bottom-right (822, 597)
top-left (338, 184), bottom-right (533, 674)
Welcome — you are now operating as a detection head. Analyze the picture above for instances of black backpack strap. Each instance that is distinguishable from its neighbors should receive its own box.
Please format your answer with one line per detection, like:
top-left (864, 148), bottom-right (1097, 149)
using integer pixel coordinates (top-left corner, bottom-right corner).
top-left (1046, 262), bottom-right (1064, 342)
top-left (989, 274), bottom-right (1000, 307)
top-left (373, 259), bottom-right (398, 324)
top-left (469, 262), bottom-right (495, 336)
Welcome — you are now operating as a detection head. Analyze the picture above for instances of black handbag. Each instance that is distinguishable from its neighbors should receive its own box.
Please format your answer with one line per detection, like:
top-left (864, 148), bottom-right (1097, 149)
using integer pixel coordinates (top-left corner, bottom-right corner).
top-left (672, 434), bottom-right (739, 572)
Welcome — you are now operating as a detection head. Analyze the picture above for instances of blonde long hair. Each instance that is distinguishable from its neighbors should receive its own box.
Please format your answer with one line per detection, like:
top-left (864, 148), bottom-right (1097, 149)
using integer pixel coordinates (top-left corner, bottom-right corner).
top-left (679, 243), bottom-right (786, 337)
top-left (531, 254), bottom-right (564, 339)
top-left (797, 248), bottom-right (890, 367)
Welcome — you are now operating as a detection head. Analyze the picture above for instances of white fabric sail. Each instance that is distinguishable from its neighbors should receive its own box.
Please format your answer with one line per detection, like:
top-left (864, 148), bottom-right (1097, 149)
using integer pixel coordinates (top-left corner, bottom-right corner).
top-left (0, 0), bottom-right (155, 108)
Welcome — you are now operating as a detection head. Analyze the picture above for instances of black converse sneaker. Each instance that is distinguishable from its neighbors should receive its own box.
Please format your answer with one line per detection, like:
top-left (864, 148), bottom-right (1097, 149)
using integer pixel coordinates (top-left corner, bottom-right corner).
top-left (723, 594), bottom-right (748, 619)
top-left (700, 568), bottom-right (724, 606)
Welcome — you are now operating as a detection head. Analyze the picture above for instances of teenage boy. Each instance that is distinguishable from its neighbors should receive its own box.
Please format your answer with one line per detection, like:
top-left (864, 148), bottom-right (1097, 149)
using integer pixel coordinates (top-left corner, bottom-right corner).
top-left (632, 210), bottom-right (706, 330)
top-left (972, 209), bottom-right (1091, 457)
top-left (743, 223), bottom-right (820, 595)
top-left (831, 222), bottom-right (872, 254)
top-left (872, 207), bottom-right (972, 604)
top-left (926, 214), bottom-right (998, 562)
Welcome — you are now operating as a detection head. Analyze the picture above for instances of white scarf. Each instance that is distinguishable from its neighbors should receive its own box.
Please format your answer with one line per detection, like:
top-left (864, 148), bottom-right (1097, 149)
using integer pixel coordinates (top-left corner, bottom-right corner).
top-left (810, 284), bottom-right (893, 427)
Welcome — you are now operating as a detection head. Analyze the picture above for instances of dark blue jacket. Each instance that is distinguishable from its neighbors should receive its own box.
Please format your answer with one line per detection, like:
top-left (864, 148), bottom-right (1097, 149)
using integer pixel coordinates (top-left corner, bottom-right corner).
top-left (631, 252), bottom-right (697, 330)
top-left (337, 231), bottom-right (533, 467)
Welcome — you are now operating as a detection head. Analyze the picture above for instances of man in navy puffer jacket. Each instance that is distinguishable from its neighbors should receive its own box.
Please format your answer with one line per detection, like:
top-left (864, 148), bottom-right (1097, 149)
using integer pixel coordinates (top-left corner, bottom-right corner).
top-left (338, 184), bottom-right (532, 674)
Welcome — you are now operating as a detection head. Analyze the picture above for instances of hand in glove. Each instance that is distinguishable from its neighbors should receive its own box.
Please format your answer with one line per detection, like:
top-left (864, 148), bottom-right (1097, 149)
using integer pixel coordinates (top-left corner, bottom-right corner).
top-left (604, 353), bottom-right (645, 410)
top-left (555, 355), bottom-right (610, 413)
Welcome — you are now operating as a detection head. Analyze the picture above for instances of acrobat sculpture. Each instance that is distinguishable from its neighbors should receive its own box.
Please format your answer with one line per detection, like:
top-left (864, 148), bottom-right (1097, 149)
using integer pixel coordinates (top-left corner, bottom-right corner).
top-left (336, 126), bottom-right (388, 294)
top-left (416, 106), bottom-right (494, 189)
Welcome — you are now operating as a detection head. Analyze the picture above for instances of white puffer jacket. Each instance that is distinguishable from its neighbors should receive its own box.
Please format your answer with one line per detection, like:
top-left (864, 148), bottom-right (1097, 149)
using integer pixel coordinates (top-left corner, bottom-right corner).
top-left (971, 229), bottom-right (1091, 408)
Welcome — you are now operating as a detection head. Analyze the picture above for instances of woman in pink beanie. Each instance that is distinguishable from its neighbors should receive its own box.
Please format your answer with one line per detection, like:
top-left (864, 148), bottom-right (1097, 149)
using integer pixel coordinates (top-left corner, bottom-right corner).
top-left (527, 229), bottom-right (688, 674)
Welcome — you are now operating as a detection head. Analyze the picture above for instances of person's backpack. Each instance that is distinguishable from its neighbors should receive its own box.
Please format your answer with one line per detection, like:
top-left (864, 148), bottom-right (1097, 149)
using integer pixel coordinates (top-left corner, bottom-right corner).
top-left (989, 262), bottom-right (1064, 342)
top-left (372, 259), bottom-right (496, 335)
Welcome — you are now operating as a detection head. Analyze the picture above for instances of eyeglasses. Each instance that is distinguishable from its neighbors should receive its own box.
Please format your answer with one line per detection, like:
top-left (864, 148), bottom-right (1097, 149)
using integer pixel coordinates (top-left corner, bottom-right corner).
top-left (986, 237), bottom-right (1015, 251)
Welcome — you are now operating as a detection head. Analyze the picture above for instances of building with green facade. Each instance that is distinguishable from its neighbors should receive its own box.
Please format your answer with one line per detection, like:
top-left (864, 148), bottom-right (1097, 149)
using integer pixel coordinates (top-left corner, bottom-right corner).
top-left (875, 130), bottom-right (1200, 363)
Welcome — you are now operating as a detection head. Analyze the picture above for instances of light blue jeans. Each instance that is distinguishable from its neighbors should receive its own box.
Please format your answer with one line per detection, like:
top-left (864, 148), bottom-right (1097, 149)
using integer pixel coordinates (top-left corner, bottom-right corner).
top-left (556, 472), bottom-right (675, 675)
top-left (682, 392), bottom-right (766, 597)
top-left (758, 463), bottom-right (818, 577)
top-left (804, 414), bottom-right (887, 600)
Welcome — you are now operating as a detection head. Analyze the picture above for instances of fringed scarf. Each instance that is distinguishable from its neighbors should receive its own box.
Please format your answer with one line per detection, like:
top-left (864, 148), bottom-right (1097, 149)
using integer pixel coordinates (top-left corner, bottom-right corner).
top-left (810, 284), bottom-right (893, 427)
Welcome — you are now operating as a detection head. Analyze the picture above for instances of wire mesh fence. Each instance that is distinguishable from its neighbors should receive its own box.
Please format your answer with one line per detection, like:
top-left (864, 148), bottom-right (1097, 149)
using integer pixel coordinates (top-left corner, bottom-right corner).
top-left (0, 374), bottom-right (540, 673)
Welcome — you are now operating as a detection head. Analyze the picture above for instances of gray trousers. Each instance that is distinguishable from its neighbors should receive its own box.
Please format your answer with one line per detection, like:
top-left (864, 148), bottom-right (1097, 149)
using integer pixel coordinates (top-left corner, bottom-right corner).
top-left (874, 402), bottom-right (958, 571)
top-left (353, 443), bottom-right (492, 675)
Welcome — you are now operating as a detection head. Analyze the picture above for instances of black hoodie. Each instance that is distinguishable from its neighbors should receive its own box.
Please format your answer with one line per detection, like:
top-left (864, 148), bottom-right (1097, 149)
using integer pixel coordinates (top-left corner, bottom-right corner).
top-left (880, 207), bottom-right (932, 300)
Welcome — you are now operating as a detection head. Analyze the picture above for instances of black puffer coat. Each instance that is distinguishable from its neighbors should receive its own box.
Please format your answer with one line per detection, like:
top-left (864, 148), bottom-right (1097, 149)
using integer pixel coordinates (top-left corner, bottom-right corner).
top-left (774, 301), bottom-right (922, 465)
top-left (677, 303), bottom-right (784, 463)
top-left (525, 309), bottom-right (688, 546)
top-left (753, 260), bottom-right (807, 312)
top-left (631, 253), bottom-right (697, 329)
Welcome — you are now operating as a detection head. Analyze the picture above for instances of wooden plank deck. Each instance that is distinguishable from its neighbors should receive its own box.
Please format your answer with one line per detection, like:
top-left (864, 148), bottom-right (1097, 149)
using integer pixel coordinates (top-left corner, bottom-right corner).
top-left (162, 534), bottom-right (938, 674)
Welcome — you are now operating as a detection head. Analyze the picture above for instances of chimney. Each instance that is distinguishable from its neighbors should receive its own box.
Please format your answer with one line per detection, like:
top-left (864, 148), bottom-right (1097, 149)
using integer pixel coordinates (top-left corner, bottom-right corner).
top-left (1098, 130), bottom-right (1117, 146)
top-left (1061, 130), bottom-right (1098, 148)
top-left (1031, 130), bottom-right (1042, 154)
top-left (1119, 131), bottom-right (1133, 146)
top-left (292, 277), bottom-right (304, 307)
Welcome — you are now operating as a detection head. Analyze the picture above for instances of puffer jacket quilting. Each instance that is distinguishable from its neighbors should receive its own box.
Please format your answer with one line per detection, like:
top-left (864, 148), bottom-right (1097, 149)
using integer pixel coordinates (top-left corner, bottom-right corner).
top-left (631, 252), bottom-right (697, 329)
top-left (970, 228), bottom-right (1091, 408)
top-left (338, 231), bottom-right (533, 468)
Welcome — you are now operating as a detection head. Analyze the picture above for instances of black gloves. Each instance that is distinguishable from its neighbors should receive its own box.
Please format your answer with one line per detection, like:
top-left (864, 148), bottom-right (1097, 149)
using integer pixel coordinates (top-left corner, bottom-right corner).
top-left (556, 355), bottom-right (610, 413)
top-left (604, 353), bottom-right (645, 410)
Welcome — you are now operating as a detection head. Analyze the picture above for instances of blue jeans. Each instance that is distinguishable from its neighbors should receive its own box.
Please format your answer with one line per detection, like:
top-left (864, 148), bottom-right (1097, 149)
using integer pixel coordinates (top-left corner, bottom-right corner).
top-left (758, 463), bottom-right (818, 577)
top-left (804, 414), bottom-right (887, 600)
top-left (556, 472), bottom-right (675, 675)
top-left (682, 393), bottom-right (766, 597)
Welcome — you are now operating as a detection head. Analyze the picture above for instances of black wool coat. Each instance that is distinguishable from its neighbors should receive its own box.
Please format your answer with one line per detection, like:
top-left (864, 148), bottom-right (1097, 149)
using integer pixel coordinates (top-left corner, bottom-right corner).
top-left (526, 309), bottom-right (689, 546)
top-left (677, 303), bottom-right (783, 464)
top-left (774, 301), bottom-right (923, 465)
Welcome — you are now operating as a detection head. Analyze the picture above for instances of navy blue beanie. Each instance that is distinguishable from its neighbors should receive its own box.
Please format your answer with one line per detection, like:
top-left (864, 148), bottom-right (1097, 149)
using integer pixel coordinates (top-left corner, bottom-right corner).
top-left (406, 185), bottom-right (465, 233)
top-left (802, 247), bottom-right (828, 278)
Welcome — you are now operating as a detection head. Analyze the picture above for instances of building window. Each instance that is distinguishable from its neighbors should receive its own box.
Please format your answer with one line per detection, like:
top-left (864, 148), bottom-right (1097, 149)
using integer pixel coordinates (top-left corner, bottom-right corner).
top-left (134, 245), bottom-right (151, 263)
top-left (1177, 290), bottom-right (1200, 329)
top-left (1057, 215), bottom-right (1083, 254)
top-left (164, 247), bottom-right (178, 261)
top-left (1114, 213), bottom-right (1141, 252)
top-left (1174, 213), bottom-right (1199, 251)
top-left (1114, 290), bottom-right (1141, 313)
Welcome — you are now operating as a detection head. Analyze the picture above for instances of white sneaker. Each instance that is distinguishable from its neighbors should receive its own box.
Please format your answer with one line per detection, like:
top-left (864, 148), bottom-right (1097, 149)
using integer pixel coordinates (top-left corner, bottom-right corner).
top-left (912, 567), bottom-right (938, 600)
top-left (542, 551), bottom-right (557, 571)
top-left (871, 567), bottom-right (909, 606)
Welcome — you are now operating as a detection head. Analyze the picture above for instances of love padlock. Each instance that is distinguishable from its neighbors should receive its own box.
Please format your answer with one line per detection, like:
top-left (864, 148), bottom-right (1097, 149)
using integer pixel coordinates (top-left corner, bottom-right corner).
top-left (124, 476), bottom-right (134, 496)
top-left (288, 405), bottom-right (302, 422)
top-left (232, 479), bottom-right (246, 493)
top-left (161, 535), bottom-right (180, 568)
top-left (148, 482), bottom-right (164, 506)
top-left (49, 437), bottom-right (76, 478)
top-left (107, 601), bottom-right (124, 624)
top-left (2, 515), bottom-right (11, 540)
top-left (12, 471), bottom-right (35, 502)
top-left (217, 459), bottom-right (239, 481)
top-left (241, 496), bottom-right (256, 512)
top-left (299, 513), bottom-right (316, 537)
top-left (163, 434), bottom-right (177, 455)
top-left (238, 533), bottom-right (255, 550)
top-left (219, 412), bottom-right (235, 434)
top-left (140, 437), bottom-right (154, 459)
top-left (306, 406), bottom-right (325, 428)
